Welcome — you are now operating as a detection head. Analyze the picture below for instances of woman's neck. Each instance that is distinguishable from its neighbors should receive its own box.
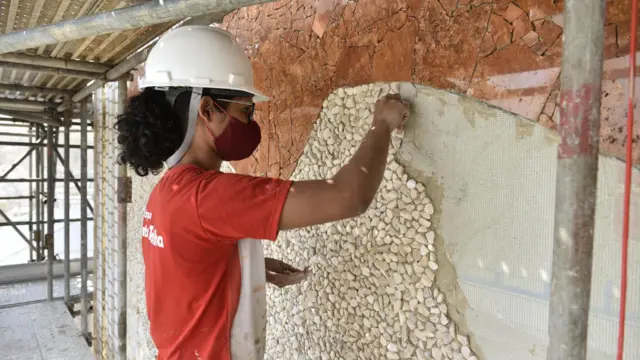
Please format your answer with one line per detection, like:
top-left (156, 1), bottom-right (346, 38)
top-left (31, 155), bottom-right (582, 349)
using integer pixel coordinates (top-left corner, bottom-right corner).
top-left (178, 148), bottom-right (222, 171)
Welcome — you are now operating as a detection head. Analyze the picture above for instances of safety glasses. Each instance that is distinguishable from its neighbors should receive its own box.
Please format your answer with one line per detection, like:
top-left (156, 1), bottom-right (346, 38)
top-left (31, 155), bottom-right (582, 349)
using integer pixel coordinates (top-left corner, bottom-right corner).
top-left (215, 98), bottom-right (256, 123)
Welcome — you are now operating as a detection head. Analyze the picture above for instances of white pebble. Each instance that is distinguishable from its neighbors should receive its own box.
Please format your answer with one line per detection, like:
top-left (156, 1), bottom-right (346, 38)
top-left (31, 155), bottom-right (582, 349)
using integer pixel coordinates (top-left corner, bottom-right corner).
top-left (346, 98), bottom-right (356, 108)
top-left (461, 346), bottom-right (471, 358)
top-left (374, 260), bottom-right (390, 271)
top-left (416, 234), bottom-right (428, 245)
top-left (457, 335), bottom-right (469, 346)
top-left (426, 231), bottom-right (435, 244)
top-left (432, 348), bottom-right (443, 360)
top-left (387, 351), bottom-right (399, 359)
top-left (425, 203), bottom-right (434, 215)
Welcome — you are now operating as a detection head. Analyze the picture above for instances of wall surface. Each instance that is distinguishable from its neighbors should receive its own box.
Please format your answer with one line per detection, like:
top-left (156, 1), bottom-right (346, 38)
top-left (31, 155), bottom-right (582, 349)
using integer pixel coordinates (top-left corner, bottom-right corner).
top-left (126, 170), bottom-right (159, 360)
top-left (221, 0), bottom-right (640, 183)
top-left (119, 82), bottom-right (638, 359)
top-left (263, 83), bottom-right (478, 360)
top-left (93, 2), bottom-right (640, 358)
top-left (395, 82), bottom-right (639, 359)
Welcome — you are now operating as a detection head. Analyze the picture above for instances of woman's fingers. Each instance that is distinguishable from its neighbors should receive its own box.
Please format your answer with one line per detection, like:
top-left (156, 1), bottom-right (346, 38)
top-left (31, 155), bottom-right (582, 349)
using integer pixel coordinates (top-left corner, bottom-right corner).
top-left (269, 270), bottom-right (311, 288)
top-left (265, 259), bottom-right (312, 287)
top-left (279, 261), bottom-right (303, 273)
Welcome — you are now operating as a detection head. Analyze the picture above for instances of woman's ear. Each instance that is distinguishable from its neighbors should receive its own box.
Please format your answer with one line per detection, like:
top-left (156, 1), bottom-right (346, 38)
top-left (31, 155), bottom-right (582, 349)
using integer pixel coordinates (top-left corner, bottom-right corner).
top-left (198, 96), bottom-right (218, 125)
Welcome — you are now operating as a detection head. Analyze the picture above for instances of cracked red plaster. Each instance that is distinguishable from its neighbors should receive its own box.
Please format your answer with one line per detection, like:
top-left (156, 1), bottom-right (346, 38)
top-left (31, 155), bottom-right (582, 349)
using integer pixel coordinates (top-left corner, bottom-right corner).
top-left (223, 0), bottom-right (638, 177)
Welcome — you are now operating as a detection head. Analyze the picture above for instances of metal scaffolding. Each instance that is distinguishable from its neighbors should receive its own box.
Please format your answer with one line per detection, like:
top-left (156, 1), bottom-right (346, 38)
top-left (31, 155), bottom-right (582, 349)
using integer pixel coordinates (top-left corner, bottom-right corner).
top-left (0, 114), bottom-right (94, 266)
top-left (0, 102), bottom-right (95, 348)
top-left (116, 78), bottom-right (130, 359)
top-left (0, 0), bottom-right (272, 357)
top-left (547, 1), bottom-right (606, 360)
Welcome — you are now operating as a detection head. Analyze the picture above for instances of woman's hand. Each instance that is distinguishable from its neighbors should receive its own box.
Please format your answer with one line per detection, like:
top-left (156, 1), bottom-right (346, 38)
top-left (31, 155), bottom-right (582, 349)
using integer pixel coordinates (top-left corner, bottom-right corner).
top-left (373, 93), bottom-right (410, 132)
top-left (265, 258), bottom-right (311, 288)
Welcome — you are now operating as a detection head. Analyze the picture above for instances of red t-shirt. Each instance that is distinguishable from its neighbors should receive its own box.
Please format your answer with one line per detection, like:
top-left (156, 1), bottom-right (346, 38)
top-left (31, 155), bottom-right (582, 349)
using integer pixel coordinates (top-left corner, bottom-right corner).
top-left (141, 164), bottom-right (292, 359)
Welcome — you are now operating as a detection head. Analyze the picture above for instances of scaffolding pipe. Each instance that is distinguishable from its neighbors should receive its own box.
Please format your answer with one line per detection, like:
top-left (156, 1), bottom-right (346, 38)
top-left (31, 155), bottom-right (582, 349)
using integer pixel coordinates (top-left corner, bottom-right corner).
top-left (34, 125), bottom-right (42, 261)
top-left (0, 109), bottom-right (61, 126)
top-left (0, 98), bottom-right (57, 112)
top-left (67, 46), bottom-right (154, 105)
top-left (0, 217), bottom-right (94, 227)
top-left (0, 122), bottom-right (30, 127)
top-left (0, 140), bottom-right (93, 149)
top-left (0, 131), bottom-right (37, 137)
top-left (0, 139), bottom-right (44, 178)
top-left (0, 53), bottom-right (110, 73)
top-left (80, 48), bottom-right (151, 104)
top-left (46, 124), bottom-right (55, 301)
top-left (64, 101), bottom-right (71, 305)
top-left (0, 292), bottom-right (95, 311)
top-left (51, 126), bottom-right (60, 230)
top-left (547, 1), bottom-right (605, 360)
top-left (64, 48), bottom-right (151, 107)
top-left (0, 208), bottom-right (36, 251)
top-left (0, 259), bottom-right (96, 285)
top-left (0, 195), bottom-right (34, 200)
top-left (0, 0), bottom-right (273, 54)
top-left (0, 61), bottom-right (99, 79)
top-left (0, 83), bottom-right (74, 97)
top-left (39, 125), bottom-right (45, 260)
top-left (54, 148), bottom-right (95, 214)
top-left (117, 79), bottom-right (129, 358)
top-left (0, 178), bottom-right (94, 183)
top-left (28, 126), bottom-right (34, 261)
top-left (80, 101), bottom-right (89, 339)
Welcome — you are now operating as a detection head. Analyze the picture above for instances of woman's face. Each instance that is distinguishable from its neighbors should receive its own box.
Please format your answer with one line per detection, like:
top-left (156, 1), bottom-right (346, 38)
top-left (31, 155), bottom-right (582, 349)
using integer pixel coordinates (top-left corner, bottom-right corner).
top-left (198, 96), bottom-right (253, 134)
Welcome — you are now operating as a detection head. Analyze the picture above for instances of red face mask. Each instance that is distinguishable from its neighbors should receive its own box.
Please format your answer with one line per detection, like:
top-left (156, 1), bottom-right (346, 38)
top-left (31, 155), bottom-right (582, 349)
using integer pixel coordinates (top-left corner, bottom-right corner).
top-left (203, 102), bottom-right (261, 161)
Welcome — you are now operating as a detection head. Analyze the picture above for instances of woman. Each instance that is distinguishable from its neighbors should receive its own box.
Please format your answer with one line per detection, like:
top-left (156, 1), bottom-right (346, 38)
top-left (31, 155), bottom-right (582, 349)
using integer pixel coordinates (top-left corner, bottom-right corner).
top-left (116, 25), bottom-right (409, 360)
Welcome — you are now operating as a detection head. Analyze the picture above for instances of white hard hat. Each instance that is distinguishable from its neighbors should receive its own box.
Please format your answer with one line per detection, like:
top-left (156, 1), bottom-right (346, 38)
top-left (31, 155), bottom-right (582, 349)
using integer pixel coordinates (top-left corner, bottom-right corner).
top-left (139, 25), bottom-right (268, 102)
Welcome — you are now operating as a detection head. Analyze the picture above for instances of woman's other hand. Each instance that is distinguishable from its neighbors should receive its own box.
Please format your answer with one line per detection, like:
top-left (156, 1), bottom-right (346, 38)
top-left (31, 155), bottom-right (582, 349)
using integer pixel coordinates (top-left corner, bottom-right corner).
top-left (265, 258), bottom-right (311, 288)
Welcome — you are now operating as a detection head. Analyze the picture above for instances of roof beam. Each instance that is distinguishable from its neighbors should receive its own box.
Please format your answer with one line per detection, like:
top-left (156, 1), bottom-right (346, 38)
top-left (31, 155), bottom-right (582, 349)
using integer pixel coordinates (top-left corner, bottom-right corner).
top-left (62, 49), bottom-right (150, 108)
top-left (0, 83), bottom-right (74, 97)
top-left (0, 61), bottom-right (98, 79)
top-left (0, 0), bottom-right (274, 55)
top-left (0, 97), bottom-right (88, 113)
top-left (0, 98), bottom-right (57, 112)
top-left (5, 0), bottom-right (19, 34)
top-left (0, 53), bottom-right (110, 73)
top-left (0, 109), bottom-right (61, 126)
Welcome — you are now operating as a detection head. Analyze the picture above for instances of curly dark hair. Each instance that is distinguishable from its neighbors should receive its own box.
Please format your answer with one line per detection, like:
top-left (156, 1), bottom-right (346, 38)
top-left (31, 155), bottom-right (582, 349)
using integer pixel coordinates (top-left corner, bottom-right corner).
top-left (115, 88), bottom-right (185, 177)
top-left (115, 88), bottom-right (248, 177)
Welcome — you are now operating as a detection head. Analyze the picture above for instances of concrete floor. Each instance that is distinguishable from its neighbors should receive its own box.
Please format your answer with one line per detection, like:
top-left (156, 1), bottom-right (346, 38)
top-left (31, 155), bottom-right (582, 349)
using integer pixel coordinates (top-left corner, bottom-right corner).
top-left (0, 276), bottom-right (94, 360)
top-left (0, 276), bottom-right (83, 307)
top-left (0, 300), bottom-right (93, 360)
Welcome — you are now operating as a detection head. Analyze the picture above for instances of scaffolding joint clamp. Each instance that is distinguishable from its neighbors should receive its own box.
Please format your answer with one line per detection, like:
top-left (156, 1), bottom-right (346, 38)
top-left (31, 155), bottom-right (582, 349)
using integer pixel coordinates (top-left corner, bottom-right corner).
top-left (44, 233), bottom-right (54, 249)
top-left (117, 176), bottom-right (132, 204)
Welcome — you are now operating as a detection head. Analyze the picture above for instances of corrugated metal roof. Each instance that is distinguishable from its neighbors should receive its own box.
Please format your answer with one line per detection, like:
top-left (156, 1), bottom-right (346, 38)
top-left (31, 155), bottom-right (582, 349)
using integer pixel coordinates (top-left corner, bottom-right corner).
top-left (0, 0), bottom-right (177, 104)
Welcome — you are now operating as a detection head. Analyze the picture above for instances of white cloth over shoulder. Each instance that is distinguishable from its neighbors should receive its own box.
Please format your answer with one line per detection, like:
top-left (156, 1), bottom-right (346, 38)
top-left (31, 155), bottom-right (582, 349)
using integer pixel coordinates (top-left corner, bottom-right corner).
top-left (230, 239), bottom-right (267, 360)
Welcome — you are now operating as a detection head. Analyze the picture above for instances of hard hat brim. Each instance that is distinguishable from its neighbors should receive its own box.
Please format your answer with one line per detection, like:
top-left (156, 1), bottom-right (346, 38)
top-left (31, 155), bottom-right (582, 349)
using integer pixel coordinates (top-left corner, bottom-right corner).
top-left (138, 79), bottom-right (269, 103)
